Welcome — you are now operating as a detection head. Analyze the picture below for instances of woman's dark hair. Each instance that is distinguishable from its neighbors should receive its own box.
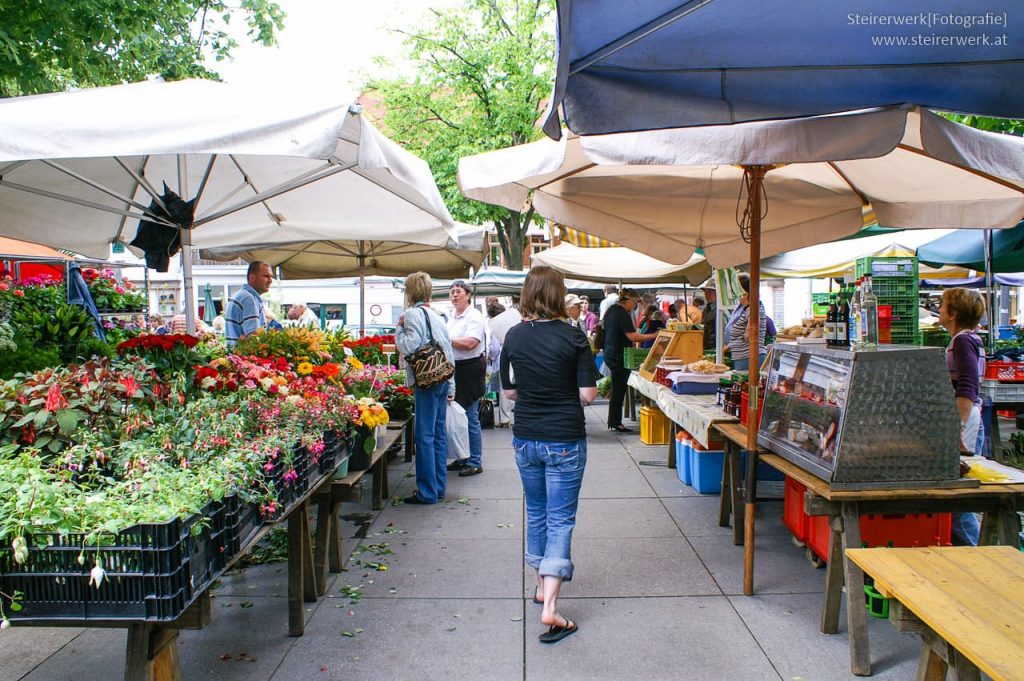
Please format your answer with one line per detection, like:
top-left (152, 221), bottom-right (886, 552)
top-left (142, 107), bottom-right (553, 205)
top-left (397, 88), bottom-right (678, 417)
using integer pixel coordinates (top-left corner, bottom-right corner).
top-left (520, 266), bottom-right (567, 320)
top-left (737, 272), bottom-right (751, 294)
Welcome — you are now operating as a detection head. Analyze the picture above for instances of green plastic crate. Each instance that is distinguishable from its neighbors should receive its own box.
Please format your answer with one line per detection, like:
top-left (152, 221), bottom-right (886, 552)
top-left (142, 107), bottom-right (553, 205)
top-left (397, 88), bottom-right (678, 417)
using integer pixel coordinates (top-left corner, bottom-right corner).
top-left (811, 292), bottom-right (831, 316)
top-left (920, 328), bottom-right (951, 348)
top-left (623, 347), bottom-right (650, 369)
top-left (871, 277), bottom-right (918, 299)
top-left (856, 256), bottom-right (919, 280)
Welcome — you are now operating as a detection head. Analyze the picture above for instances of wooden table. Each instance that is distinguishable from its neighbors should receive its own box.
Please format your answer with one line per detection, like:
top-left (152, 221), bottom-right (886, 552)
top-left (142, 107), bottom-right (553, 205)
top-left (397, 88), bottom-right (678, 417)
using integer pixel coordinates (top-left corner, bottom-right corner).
top-left (847, 546), bottom-right (1024, 681)
top-left (12, 424), bottom-right (412, 681)
top-left (712, 422), bottom-right (1024, 676)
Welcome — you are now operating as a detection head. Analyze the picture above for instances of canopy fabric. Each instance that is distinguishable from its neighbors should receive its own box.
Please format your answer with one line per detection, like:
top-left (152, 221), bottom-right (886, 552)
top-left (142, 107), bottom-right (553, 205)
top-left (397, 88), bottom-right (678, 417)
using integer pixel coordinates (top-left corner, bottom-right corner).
top-left (460, 105), bottom-right (1024, 268)
top-left (532, 242), bottom-right (710, 284)
top-left (201, 225), bottom-right (486, 280)
top-left (917, 221), bottom-right (1024, 273)
top-left (541, 0), bottom-right (1024, 138)
top-left (760, 229), bottom-right (959, 279)
top-left (0, 79), bottom-right (455, 260)
top-left (0, 236), bottom-right (70, 261)
top-left (556, 224), bottom-right (617, 248)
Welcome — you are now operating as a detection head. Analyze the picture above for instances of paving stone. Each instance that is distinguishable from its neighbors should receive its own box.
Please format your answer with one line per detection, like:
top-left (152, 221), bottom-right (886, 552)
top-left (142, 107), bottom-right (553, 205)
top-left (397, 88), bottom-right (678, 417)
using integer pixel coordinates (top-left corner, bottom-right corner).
top-left (0, 627), bottom-right (82, 681)
top-left (574, 498), bottom-right (681, 538)
top-left (280, 598), bottom-right (524, 681)
top-left (580, 463), bottom-right (657, 498)
top-left (730, 592), bottom-right (920, 680)
top-left (688, 532), bottom-right (827, 596)
top-left (524, 596), bottom-right (779, 681)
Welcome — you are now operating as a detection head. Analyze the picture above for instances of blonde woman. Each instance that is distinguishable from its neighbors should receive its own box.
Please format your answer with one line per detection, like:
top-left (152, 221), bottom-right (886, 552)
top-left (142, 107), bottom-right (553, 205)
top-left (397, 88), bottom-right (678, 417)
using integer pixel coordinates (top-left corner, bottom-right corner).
top-left (395, 272), bottom-right (456, 504)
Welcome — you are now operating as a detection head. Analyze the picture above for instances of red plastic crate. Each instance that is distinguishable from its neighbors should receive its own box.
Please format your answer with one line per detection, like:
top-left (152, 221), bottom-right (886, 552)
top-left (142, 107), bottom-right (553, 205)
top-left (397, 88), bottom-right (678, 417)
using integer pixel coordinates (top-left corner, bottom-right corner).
top-left (782, 477), bottom-right (809, 542)
top-left (806, 512), bottom-right (952, 563)
top-left (985, 361), bottom-right (1024, 383)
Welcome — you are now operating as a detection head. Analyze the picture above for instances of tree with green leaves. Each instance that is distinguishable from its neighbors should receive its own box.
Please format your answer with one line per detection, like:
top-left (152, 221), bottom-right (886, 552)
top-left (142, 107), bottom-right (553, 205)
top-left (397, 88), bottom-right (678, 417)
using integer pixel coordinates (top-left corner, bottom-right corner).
top-left (0, 0), bottom-right (285, 98)
top-left (367, 0), bottom-right (554, 271)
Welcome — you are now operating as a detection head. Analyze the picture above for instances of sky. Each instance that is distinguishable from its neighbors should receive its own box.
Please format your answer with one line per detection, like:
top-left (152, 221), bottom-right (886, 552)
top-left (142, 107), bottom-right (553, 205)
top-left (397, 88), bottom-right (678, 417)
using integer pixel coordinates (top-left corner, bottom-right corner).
top-left (209, 0), bottom-right (463, 96)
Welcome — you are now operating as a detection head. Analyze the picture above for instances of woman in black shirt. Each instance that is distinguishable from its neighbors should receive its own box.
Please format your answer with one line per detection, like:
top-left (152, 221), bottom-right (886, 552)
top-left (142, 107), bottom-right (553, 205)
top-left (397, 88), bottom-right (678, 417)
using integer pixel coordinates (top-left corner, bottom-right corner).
top-left (500, 266), bottom-right (597, 644)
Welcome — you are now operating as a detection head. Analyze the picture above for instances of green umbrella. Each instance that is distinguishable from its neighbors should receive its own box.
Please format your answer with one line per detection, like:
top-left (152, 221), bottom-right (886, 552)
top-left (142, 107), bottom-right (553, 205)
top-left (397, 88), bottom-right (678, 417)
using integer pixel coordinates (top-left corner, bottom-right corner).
top-left (202, 283), bottom-right (216, 325)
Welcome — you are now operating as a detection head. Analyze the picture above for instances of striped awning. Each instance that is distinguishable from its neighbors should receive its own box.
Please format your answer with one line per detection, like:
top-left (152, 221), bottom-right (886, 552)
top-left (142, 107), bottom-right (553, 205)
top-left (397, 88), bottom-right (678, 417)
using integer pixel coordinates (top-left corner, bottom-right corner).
top-left (557, 224), bottom-right (618, 248)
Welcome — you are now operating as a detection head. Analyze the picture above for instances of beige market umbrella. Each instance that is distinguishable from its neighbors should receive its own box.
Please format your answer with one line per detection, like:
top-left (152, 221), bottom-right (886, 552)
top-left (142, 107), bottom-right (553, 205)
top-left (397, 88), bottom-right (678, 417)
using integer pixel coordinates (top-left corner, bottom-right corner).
top-left (461, 104), bottom-right (1024, 597)
top-left (532, 241), bottom-right (710, 284)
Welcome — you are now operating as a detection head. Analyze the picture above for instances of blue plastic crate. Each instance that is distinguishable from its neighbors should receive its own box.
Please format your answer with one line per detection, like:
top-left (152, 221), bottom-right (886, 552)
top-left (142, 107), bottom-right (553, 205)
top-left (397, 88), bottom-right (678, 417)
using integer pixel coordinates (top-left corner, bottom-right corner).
top-left (689, 448), bottom-right (725, 494)
top-left (675, 439), bottom-right (692, 485)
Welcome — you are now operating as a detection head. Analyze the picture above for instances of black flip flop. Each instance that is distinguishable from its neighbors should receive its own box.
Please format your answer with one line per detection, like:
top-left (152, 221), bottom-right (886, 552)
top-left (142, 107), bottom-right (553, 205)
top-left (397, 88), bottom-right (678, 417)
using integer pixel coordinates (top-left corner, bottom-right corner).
top-left (532, 590), bottom-right (543, 605)
top-left (539, 619), bottom-right (578, 644)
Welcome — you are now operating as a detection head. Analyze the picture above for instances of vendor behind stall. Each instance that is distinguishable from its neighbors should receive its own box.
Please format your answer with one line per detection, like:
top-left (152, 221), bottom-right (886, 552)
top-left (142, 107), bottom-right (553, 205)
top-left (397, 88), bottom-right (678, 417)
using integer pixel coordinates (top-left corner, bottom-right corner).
top-left (938, 287), bottom-right (986, 545)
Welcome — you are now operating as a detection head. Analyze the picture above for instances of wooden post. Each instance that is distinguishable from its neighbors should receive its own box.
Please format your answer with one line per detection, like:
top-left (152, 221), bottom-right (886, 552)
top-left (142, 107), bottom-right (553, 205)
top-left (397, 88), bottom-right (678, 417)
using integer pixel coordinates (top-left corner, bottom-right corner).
top-left (743, 165), bottom-right (767, 596)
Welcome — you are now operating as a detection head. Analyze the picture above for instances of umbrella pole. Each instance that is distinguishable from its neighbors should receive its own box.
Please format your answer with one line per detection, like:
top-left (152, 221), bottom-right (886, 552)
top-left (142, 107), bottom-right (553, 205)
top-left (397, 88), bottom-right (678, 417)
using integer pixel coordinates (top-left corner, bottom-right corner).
top-left (984, 229), bottom-right (995, 354)
top-left (359, 250), bottom-right (366, 336)
top-left (177, 156), bottom-right (197, 335)
top-left (743, 165), bottom-right (767, 597)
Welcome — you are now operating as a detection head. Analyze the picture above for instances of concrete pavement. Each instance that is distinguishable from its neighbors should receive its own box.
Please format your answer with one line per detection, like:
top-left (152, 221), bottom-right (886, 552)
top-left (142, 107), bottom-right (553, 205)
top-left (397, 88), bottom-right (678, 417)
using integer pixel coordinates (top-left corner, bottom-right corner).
top-left (0, 403), bottom-right (921, 681)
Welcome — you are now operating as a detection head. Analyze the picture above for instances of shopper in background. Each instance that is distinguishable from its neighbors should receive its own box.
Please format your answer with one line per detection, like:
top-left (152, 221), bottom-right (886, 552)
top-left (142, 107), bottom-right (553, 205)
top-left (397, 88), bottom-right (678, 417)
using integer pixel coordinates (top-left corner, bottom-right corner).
top-left (225, 260), bottom-right (273, 346)
top-left (500, 265), bottom-right (596, 644)
top-left (395, 271), bottom-right (455, 505)
top-left (489, 296), bottom-right (522, 428)
top-left (446, 280), bottom-right (487, 477)
top-left (724, 273), bottom-right (767, 372)
top-left (565, 293), bottom-right (584, 330)
top-left (688, 297), bottom-right (706, 324)
top-left (639, 304), bottom-right (665, 348)
top-left (580, 296), bottom-right (597, 336)
top-left (701, 285), bottom-right (717, 351)
top-left (598, 284), bottom-right (618, 320)
top-left (938, 287), bottom-right (987, 545)
top-left (603, 289), bottom-right (659, 432)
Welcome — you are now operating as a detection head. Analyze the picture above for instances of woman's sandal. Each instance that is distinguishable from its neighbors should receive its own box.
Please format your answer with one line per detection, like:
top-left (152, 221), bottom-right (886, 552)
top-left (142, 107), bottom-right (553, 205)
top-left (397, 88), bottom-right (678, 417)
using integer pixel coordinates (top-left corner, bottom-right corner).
top-left (539, 617), bottom-right (578, 644)
top-left (532, 588), bottom-right (543, 605)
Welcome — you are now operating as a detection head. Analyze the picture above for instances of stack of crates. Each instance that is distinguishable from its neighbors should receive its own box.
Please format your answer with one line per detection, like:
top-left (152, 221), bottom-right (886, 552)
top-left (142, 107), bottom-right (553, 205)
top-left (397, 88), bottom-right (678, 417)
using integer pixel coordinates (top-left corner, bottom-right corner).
top-left (855, 256), bottom-right (919, 345)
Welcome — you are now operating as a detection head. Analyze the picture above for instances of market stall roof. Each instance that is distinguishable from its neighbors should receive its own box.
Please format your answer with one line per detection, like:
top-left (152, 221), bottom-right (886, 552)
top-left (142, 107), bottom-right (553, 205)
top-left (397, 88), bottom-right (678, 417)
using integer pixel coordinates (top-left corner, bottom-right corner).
top-left (917, 221), bottom-right (1024, 273)
top-left (760, 229), bottom-right (963, 279)
top-left (532, 242), bottom-right (710, 284)
top-left (0, 236), bottom-right (71, 261)
top-left (460, 105), bottom-right (1024, 269)
top-left (540, 0), bottom-right (1024, 138)
top-left (200, 224), bottom-right (485, 280)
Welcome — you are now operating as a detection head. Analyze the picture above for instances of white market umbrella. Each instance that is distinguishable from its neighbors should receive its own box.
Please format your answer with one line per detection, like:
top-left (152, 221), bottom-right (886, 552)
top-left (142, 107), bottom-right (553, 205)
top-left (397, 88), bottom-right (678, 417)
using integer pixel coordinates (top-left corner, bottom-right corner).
top-left (0, 79), bottom-right (455, 331)
top-left (201, 225), bottom-right (486, 332)
top-left (532, 241), bottom-right (710, 284)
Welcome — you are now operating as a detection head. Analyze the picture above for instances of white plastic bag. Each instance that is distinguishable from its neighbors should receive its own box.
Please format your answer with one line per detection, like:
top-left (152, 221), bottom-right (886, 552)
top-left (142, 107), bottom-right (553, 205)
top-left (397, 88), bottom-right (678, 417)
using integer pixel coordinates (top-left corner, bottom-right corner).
top-left (446, 401), bottom-right (470, 460)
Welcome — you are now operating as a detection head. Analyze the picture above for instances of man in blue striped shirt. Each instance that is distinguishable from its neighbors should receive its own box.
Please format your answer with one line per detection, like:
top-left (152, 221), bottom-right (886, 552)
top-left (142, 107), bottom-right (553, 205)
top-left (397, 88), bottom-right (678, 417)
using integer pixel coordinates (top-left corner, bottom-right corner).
top-left (225, 261), bottom-right (273, 346)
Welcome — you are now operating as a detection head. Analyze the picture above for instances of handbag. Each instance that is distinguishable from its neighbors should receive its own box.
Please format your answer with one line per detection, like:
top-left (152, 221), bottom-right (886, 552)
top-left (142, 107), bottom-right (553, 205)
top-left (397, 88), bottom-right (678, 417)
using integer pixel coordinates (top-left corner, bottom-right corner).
top-left (478, 398), bottom-right (495, 429)
top-left (407, 307), bottom-right (455, 389)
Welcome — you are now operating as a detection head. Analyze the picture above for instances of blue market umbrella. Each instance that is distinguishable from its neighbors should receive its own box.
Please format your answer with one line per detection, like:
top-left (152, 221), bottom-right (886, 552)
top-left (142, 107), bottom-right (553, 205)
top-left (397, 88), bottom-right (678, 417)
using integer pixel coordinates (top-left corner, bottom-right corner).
top-left (542, 0), bottom-right (1024, 138)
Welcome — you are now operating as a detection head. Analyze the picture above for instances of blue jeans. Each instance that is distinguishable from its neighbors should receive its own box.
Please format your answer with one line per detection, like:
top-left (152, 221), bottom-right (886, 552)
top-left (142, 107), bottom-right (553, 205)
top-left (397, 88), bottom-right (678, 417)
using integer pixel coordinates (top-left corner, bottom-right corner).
top-left (465, 398), bottom-right (483, 468)
top-left (413, 382), bottom-right (449, 503)
top-left (513, 437), bottom-right (587, 581)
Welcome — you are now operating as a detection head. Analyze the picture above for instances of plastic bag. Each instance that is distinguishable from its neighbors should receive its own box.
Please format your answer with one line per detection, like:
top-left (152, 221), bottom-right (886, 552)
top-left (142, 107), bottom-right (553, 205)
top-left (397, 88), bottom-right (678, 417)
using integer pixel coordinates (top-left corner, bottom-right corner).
top-left (446, 401), bottom-right (470, 460)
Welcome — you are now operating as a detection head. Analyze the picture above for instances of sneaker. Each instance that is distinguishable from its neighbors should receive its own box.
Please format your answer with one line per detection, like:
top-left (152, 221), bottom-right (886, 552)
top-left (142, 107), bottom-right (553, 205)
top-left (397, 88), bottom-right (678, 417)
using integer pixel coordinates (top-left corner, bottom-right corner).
top-left (447, 459), bottom-right (468, 471)
top-left (458, 466), bottom-right (483, 477)
top-left (607, 425), bottom-right (632, 433)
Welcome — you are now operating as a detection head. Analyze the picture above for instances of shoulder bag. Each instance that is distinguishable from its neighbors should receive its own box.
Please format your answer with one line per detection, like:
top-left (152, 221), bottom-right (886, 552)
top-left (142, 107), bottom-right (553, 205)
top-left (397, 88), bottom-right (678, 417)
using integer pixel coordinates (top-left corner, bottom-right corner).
top-left (407, 307), bottom-right (455, 389)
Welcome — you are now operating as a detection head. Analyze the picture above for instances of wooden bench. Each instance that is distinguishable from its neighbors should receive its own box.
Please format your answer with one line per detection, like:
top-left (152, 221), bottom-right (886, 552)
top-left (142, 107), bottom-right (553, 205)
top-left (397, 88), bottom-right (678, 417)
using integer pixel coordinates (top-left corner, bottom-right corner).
top-left (310, 420), bottom-right (410, 596)
top-left (847, 546), bottom-right (1024, 681)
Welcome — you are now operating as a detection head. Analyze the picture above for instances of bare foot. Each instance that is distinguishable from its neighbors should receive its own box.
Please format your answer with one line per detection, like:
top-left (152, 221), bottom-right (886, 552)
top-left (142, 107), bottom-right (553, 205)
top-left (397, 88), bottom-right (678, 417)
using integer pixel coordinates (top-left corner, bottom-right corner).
top-left (540, 612), bottom-right (570, 628)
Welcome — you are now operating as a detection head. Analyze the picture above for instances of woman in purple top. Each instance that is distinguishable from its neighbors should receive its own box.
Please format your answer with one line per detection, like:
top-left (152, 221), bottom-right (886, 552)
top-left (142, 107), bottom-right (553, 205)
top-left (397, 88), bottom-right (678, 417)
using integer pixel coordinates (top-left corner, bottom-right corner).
top-left (938, 287), bottom-right (986, 545)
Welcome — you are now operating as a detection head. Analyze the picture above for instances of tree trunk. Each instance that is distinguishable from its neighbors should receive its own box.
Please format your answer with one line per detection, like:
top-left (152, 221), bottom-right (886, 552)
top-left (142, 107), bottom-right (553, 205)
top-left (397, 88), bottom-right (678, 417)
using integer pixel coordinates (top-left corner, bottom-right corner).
top-left (496, 208), bottom-right (532, 271)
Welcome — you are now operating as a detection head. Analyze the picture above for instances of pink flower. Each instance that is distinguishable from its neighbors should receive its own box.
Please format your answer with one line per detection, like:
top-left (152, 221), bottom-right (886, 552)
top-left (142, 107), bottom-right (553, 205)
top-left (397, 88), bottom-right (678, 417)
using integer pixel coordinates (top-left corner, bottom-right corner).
top-left (283, 469), bottom-right (299, 485)
top-left (13, 289), bottom-right (24, 297)
top-left (115, 286), bottom-right (125, 294)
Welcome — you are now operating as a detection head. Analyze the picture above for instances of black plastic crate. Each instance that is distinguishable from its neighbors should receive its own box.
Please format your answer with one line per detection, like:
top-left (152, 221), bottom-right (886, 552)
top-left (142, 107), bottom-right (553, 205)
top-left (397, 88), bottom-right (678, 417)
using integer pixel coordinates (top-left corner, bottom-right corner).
top-left (0, 512), bottom-right (214, 622)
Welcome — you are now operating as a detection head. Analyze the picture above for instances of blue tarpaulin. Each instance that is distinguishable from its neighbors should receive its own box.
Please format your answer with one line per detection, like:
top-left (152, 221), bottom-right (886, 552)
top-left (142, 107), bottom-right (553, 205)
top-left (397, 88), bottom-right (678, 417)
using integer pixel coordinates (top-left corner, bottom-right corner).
top-left (543, 0), bottom-right (1024, 138)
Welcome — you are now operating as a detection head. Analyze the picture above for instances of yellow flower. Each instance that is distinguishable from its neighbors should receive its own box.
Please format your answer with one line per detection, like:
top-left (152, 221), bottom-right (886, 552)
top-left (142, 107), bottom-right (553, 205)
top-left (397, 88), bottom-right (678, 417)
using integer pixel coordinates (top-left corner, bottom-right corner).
top-left (296, 362), bottom-right (314, 376)
top-left (347, 356), bottom-right (364, 370)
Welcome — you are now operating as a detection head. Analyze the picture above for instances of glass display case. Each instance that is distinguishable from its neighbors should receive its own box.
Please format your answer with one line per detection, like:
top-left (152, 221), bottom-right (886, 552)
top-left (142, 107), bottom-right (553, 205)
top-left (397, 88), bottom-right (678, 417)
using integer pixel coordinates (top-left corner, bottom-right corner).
top-left (757, 343), bottom-right (962, 489)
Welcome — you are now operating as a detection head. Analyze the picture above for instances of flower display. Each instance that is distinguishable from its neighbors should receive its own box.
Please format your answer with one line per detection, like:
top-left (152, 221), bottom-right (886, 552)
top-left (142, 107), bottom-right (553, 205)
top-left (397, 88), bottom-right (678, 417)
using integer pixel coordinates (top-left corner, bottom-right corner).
top-left (342, 334), bottom-right (396, 366)
top-left (233, 326), bottom-right (330, 365)
top-left (117, 333), bottom-right (201, 376)
top-left (81, 267), bottom-right (147, 311)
